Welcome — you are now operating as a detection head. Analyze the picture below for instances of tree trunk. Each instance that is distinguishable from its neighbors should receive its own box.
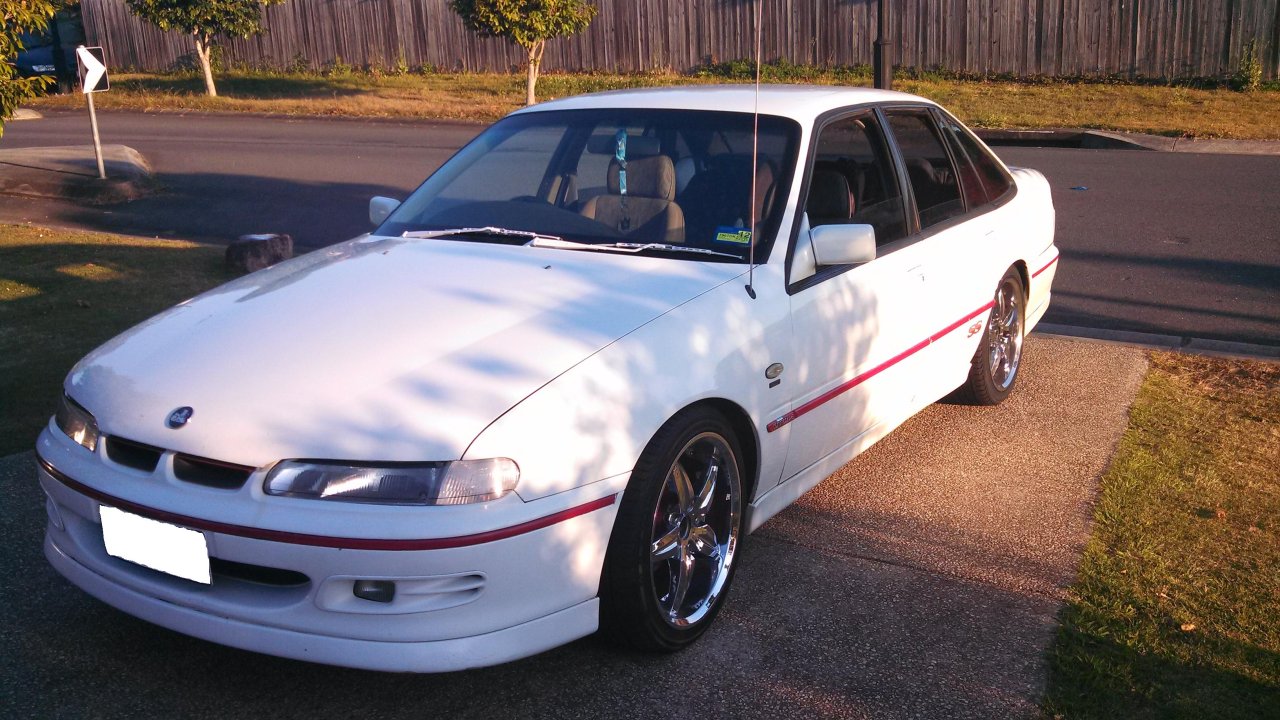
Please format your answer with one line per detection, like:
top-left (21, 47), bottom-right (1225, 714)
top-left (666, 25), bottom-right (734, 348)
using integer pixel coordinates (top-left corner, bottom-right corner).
top-left (525, 40), bottom-right (545, 106)
top-left (193, 36), bottom-right (217, 97)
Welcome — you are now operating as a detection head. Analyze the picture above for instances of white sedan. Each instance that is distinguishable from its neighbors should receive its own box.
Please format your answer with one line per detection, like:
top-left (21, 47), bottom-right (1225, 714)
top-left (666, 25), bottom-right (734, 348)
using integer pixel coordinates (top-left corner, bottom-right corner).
top-left (36, 85), bottom-right (1058, 672)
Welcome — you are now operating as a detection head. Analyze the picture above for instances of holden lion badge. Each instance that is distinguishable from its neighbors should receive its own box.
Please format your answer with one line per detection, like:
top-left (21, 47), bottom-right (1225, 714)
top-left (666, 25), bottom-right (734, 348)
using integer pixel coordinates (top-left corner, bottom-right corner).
top-left (166, 406), bottom-right (194, 428)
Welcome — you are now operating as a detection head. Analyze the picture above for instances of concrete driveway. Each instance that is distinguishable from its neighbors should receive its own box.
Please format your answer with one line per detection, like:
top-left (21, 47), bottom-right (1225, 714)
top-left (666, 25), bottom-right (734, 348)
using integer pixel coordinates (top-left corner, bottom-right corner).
top-left (0, 335), bottom-right (1146, 719)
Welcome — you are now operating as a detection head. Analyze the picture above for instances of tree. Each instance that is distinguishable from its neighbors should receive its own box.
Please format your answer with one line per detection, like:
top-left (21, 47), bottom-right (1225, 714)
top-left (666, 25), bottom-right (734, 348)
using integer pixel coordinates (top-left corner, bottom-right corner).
top-left (1, 0), bottom-right (57, 139)
top-left (450, 0), bottom-right (597, 106)
top-left (124, 0), bottom-right (285, 97)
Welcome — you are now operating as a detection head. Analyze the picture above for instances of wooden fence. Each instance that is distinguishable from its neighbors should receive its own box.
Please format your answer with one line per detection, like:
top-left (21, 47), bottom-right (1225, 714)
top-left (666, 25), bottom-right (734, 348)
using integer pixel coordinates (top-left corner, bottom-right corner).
top-left (82, 0), bottom-right (1280, 80)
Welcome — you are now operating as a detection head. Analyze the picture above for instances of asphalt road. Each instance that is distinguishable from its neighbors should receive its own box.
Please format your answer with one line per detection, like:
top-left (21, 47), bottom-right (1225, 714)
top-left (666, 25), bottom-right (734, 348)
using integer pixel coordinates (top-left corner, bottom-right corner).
top-left (1, 111), bottom-right (1277, 346)
top-left (0, 336), bottom-right (1148, 719)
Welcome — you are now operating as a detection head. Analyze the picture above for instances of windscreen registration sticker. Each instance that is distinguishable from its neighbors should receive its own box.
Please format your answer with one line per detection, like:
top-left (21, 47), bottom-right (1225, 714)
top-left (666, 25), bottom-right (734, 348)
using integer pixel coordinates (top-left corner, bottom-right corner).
top-left (714, 226), bottom-right (752, 245)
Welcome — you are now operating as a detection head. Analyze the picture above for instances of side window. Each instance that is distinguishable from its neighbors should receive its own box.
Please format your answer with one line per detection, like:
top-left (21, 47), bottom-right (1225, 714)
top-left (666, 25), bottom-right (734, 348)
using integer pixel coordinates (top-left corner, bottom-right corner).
top-left (937, 112), bottom-right (1014, 206)
top-left (804, 113), bottom-right (907, 245)
top-left (884, 111), bottom-right (965, 230)
top-left (935, 120), bottom-right (987, 210)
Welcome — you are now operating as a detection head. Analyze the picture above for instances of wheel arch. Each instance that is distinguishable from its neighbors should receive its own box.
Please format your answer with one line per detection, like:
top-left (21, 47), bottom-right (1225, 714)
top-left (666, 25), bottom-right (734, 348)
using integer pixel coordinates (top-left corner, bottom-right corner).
top-left (1011, 260), bottom-right (1030, 298)
top-left (670, 397), bottom-right (761, 504)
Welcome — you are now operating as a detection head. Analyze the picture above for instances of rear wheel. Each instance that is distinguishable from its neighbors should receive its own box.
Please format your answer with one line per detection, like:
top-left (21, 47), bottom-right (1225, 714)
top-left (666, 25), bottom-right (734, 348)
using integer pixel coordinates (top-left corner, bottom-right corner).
top-left (600, 407), bottom-right (744, 651)
top-left (961, 268), bottom-right (1025, 406)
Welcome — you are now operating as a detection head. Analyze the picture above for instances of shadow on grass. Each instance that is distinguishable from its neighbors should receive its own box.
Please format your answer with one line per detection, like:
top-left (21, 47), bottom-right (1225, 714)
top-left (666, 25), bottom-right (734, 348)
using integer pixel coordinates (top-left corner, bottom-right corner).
top-left (1045, 609), bottom-right (1280, 719)
top-left (17, 172), bottom-right (412, 248)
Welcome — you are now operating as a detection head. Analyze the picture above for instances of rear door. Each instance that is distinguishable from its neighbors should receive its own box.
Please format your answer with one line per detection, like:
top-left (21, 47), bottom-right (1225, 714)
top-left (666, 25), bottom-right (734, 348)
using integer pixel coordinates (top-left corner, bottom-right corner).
top-left (878, 107), bottom-right (997, 404)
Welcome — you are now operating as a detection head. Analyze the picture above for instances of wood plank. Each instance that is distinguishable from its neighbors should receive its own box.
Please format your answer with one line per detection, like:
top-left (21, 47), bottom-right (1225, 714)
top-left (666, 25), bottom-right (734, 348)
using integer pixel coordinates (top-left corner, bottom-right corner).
top-left (76, 0), bottom-right (1277, 81)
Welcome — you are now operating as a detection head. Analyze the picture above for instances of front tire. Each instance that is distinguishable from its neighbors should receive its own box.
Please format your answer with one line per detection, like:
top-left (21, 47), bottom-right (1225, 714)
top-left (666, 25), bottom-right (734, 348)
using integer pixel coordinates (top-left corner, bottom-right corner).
top-left (600, 407), bottom-right (745, 652)
top-left (961, 268), bottom-right (1026, 406)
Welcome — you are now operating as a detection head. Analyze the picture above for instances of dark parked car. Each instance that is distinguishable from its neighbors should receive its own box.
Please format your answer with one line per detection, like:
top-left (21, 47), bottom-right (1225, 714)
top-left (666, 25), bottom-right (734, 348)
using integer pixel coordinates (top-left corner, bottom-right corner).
top-left (16, 30), bottom-right (57, 78)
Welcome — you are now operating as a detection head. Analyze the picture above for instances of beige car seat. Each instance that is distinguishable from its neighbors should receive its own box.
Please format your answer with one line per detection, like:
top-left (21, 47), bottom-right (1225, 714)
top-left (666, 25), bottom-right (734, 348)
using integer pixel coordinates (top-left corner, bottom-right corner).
top-left (580, 155), bottom-right (686, 244)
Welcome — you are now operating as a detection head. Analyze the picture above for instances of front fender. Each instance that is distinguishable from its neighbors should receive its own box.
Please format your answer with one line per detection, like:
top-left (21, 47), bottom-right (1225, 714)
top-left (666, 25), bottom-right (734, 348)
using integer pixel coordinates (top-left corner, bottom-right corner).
top-left (464, 263), bottom-right (794, 502)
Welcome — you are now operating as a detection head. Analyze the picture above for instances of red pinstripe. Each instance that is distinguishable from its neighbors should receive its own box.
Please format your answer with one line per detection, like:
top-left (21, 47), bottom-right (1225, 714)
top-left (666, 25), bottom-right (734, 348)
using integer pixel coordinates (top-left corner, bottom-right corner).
top-left (766, 300), bottom-right (996, 433)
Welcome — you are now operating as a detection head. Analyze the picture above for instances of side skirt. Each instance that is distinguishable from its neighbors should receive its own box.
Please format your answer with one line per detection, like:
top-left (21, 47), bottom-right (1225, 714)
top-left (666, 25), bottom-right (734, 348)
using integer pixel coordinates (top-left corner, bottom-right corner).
top-left (744, 415), bottom-right (902, 533)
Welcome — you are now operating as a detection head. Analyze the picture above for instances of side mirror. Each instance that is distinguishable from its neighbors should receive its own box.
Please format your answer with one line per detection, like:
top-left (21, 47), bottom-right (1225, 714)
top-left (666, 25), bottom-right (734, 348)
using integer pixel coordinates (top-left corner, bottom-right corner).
top-left (369, 196), bottom-right (401, 227)
top-left (810, 224), bottom-right (877, 265)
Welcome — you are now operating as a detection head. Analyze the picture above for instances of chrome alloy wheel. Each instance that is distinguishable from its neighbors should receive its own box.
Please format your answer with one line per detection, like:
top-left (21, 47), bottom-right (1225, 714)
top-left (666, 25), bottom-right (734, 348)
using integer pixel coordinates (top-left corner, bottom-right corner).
top-left (648, 432), bottom-right (741, 628)
top-left (987, 276), bottom-right (1025, 391)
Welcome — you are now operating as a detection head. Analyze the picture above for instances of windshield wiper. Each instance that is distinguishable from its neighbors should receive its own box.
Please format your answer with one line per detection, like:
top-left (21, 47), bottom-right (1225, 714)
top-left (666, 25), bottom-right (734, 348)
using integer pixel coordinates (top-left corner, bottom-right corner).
top-left (527, 237), bottom-right (742, 260)
top-left (403, 227), bottom-right (563, 242)
top-left (611, 243), bottom-right (744, 260)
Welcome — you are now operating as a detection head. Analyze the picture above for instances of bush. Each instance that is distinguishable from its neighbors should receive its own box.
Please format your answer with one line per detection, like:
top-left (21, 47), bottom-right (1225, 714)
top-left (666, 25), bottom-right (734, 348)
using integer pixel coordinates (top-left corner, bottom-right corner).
top-left (1231, 39), bottom-right (1263, 92)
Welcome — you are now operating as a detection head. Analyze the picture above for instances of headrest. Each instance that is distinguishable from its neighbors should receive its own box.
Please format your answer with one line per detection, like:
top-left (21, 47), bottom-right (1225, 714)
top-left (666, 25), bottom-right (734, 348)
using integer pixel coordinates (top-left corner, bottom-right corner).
top-left (607, 155), bottom-right (676, 201)
top-left (906, 157), bottom-right (939, 183)
top-left (806, 170), bottom-right (852, 219)
top-left (587, 134), bottom-right (662, 156)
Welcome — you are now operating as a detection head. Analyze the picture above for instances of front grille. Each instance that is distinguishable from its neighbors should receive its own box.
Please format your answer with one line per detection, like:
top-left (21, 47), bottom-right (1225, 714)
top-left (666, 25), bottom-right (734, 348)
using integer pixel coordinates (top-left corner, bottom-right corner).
top-left (173, 454), bottom-right (254, 489)
top-left (209, 557), bottom-right (310, 587)
top-left (105, 436), bottom-right (163, 472)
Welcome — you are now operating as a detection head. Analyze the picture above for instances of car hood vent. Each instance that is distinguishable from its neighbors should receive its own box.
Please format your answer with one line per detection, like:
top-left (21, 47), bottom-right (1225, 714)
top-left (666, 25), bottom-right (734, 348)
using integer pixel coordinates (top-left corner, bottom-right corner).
top-left (172, 454), bottom-right (254, 489)
top-left (104, 436), bottom-right (163, 472)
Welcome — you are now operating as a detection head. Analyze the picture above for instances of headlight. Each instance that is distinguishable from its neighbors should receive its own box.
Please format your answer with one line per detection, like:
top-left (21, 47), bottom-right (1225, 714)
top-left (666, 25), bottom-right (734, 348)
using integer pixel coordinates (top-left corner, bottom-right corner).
top-left (263, 458), bottom-right (520, 506)
top-left (55, 395), bottom-right (100, 452)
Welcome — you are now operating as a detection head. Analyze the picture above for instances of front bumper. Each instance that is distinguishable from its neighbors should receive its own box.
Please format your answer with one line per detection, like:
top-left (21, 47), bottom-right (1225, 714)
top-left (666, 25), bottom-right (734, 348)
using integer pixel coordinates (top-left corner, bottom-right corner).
top-left (44, 534), bottom-right (601, 672)
top-left (37, 427), bottom-right (624, 672)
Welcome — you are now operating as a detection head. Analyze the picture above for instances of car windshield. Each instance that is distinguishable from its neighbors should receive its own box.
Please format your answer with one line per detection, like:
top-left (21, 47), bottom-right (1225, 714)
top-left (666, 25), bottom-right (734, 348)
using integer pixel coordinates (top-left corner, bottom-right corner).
top-left (19, 31), bottom-right (52, 49)
top-left (379, 108), bottom-right (801, 262)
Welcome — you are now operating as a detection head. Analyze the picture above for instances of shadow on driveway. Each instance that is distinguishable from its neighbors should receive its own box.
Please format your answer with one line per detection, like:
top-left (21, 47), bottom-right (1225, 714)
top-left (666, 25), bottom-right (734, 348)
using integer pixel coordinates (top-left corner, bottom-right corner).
top-left (1, 337), bottom-right (1147, 719)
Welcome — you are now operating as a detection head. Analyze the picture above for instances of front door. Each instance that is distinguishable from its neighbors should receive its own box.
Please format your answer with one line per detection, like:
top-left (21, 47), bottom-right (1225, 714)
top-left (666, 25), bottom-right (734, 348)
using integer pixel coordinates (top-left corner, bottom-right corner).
top-left (777, 110), bottom-right (939, 480)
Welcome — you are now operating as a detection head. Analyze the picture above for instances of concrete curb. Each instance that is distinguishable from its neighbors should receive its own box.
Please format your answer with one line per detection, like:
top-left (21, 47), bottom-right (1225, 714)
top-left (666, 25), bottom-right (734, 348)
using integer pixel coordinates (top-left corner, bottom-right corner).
top-left (976, 128), bottom-right (1280, 155)
top-left (11, 108), bottom-right (42, 120)
top-left (0, 144), bottom-right (155, 204)
top-left (1033, 323), bottom-right (1280, 361)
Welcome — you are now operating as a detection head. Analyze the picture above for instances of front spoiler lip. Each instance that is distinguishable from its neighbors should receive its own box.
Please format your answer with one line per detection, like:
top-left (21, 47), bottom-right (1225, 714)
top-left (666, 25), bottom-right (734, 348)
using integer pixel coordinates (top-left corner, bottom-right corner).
top-left (44, 531), bottom-right (601, 672)
top-left (36, 452), bottom-right (617, 551)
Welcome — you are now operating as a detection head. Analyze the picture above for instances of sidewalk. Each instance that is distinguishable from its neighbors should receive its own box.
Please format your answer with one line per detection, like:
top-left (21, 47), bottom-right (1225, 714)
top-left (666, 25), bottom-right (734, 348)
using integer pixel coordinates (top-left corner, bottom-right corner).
top-left (0, 144), bottom-right (153, 204)
top-left (976, 127), bottom-right (1280, 155)
top-left (1, 335), bottom-right (1147, 719)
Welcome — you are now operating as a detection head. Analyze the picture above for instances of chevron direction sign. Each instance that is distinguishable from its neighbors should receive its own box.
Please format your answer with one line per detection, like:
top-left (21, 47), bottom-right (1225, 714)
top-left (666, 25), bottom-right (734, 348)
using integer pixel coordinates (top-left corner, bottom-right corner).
top-left (76, 46), bottom-right (109, 94)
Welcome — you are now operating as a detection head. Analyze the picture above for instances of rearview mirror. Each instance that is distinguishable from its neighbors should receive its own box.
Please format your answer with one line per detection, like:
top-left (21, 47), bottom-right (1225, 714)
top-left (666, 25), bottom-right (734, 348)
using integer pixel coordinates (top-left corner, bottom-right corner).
top-left (369, 196), bottom-right (401, 227)
top-left (810, 224), bottom-right (877, 265)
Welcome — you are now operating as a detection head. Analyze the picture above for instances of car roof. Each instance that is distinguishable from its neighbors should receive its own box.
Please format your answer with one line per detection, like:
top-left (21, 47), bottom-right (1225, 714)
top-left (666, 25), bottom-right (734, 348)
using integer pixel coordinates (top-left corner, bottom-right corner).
top-left (514, 84), bottom-right (936, 124)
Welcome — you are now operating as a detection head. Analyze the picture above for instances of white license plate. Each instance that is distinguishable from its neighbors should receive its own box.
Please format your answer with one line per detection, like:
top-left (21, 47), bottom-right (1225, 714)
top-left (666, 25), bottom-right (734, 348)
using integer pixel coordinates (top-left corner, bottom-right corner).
top-left (100, 506), bottom-right (211, 584)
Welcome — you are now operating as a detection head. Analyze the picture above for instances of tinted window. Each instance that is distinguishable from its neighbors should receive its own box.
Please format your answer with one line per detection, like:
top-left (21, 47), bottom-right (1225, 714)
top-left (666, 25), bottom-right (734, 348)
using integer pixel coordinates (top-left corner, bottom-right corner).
top-left (935, 121), bottom-right (986, 210)
top-left (805, 113), bottom-right (907, 245)
top-left (936, 112), bottom-right (1013, 206)
top-left (885, 111), bottom-right (965, 229)
top-left (381, 109), bottom-right (800, 263)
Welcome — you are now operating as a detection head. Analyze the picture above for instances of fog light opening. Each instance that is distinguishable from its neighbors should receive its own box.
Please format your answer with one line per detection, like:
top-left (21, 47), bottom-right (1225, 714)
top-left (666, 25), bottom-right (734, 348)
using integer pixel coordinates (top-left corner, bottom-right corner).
top-left (353, 579), bottom-right (396, 603)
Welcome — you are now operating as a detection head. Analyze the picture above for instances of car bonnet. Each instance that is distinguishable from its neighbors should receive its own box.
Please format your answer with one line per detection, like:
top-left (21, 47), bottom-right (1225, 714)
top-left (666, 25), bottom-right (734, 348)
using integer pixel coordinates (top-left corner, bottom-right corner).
top-left (65, 236), bottom-right (741, 467)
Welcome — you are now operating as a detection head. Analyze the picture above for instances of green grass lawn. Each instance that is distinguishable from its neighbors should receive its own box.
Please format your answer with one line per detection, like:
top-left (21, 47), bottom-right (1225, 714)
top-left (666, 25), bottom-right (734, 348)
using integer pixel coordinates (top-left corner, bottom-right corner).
top-left (29, 67), bottom-right (1280, 139)
top-left (0, 225), bottom-right (231, 457)
top-left (1045, 352), bottom-right (1280, 718)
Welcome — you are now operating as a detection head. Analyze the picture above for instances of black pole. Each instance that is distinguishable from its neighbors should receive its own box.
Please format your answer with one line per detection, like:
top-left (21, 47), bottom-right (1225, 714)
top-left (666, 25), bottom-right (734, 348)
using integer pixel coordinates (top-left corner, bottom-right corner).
top-left (873, 0), bottom-right (892, 90)
top-left (49, 15), bottom-right (72, 95)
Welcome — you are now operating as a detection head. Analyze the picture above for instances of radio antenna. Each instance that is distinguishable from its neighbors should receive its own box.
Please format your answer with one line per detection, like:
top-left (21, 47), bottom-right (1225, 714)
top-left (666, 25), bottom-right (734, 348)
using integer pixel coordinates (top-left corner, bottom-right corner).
top-left (745, 0), bottom-right (763, 299)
